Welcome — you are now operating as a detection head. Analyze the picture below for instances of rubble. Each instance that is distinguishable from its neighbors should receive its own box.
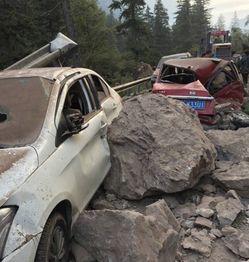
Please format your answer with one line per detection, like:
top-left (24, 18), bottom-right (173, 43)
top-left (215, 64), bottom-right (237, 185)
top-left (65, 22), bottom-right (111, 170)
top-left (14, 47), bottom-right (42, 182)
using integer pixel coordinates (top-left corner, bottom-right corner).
top-left (105, 94), bottom-right (216, 200)
top-left (73, 95), bottom-right (249, 261)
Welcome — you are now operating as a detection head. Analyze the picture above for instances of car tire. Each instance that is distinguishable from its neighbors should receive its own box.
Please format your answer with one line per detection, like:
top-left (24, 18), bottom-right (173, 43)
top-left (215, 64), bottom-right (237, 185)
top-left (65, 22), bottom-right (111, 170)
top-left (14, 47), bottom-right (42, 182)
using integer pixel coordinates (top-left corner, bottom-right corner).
top-left (35, 212), bottom-right (70, 262)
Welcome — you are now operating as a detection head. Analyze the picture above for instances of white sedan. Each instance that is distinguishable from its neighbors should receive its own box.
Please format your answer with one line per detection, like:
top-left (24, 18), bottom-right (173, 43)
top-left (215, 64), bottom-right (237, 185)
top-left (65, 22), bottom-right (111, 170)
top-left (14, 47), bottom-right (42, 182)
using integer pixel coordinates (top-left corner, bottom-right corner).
top-left (0, 67), bottom-right (122, 261)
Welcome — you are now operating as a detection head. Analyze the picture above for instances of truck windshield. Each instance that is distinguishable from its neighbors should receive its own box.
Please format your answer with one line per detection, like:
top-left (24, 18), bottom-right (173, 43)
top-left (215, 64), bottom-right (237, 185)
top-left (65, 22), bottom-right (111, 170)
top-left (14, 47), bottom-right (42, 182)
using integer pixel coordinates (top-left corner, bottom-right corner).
top-left (0, 77), bottom-right (53, 148)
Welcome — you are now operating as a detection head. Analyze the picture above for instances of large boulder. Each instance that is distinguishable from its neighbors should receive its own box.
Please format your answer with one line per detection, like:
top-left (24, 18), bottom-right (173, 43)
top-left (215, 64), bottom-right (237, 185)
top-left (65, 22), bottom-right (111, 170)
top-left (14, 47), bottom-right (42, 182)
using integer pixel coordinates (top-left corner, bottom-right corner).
top-left (104, 94), bottom-right (217, 200)
top-left (73, 200), bottom-right (179, 262)
top-left (207, 128), bottom-right (249, 162)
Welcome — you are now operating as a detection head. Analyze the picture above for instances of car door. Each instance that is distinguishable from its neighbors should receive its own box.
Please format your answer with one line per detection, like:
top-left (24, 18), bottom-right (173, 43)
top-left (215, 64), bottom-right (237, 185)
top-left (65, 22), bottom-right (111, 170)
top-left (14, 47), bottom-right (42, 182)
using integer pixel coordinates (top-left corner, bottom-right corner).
top-left (87, 74), bottom-right (120, 124)
top-left (207, 64), bottom-right (244, 104)
top-left (54, 76), bottom-right (110, 212)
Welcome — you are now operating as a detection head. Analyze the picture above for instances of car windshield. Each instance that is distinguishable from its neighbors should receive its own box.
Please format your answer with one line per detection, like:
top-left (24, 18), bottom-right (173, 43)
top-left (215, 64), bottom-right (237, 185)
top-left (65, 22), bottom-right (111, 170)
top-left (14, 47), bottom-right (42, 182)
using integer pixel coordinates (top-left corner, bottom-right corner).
top-left (0, 77), bottom-right (53, 148)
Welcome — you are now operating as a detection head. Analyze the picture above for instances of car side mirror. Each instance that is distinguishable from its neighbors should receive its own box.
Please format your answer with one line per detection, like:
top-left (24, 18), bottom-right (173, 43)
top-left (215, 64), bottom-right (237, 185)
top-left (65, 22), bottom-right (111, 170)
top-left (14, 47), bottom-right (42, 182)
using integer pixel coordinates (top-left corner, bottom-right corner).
top-left (64, 109), bottom-right (88, 135)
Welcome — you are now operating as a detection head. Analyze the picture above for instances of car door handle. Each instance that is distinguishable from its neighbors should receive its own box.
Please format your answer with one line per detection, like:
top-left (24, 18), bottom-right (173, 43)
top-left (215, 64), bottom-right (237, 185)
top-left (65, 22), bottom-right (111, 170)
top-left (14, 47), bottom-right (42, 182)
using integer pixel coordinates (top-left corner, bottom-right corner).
top-left (100, 123), bottom-right (108, 139)
top-left (112, 103), bottom-right (118, 110)
top-left (101, 123), bottom-right (108, 129)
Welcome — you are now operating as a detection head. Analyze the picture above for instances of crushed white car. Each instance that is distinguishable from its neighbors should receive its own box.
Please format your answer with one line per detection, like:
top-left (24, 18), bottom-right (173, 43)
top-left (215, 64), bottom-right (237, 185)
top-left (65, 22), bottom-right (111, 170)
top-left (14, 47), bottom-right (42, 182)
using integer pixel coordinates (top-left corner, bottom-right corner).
top-left (0, 66), bottom-right (122, 261)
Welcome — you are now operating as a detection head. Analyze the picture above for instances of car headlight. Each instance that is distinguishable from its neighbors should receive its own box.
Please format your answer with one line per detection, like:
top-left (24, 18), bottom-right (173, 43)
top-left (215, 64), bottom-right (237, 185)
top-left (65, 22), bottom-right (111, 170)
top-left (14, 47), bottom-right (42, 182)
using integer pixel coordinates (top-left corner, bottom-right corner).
top-left (0, 207), bottom-right (17, 259)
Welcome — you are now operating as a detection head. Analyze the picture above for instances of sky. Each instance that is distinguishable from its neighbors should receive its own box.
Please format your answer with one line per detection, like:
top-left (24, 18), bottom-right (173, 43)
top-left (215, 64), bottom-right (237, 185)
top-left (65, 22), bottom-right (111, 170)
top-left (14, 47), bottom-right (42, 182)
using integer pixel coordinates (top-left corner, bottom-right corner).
top-left (146, 0), bottom-right (249, 28)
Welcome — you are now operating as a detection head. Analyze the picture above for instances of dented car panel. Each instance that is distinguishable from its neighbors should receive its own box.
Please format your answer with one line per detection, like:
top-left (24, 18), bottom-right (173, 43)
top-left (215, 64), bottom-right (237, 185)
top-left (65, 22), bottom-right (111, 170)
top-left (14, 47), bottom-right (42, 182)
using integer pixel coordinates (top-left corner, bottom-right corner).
top-left (152, 58), bottom-right (244, 124)
top-left (0, 67), bottom-right (122, 260)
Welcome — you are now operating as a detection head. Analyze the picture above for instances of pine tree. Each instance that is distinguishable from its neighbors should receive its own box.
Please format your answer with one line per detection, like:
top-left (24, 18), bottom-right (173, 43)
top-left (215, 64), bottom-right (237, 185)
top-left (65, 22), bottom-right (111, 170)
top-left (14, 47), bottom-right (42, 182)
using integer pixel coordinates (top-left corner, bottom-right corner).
top-left (110, 0), bottom-right (148, 60)
top-left (191, 0), bottom-right (210, 54)
top-left (216, 14), bottom-right (226, 30)
top-left (153, 0), bottom-right (172, 60)
top-left (173, 0), bottom-right (193, 52)
top-left (231, 11), bottom-right (240, 29)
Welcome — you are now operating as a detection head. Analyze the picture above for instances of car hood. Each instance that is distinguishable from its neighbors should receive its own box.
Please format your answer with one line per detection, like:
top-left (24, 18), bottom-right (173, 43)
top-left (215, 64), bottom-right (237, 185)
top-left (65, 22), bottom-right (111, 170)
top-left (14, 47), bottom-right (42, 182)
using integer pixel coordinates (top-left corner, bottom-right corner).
top-left (153, 80), bottom-right (212, 98)
top-left (0, 146), bottom-right (38, 206)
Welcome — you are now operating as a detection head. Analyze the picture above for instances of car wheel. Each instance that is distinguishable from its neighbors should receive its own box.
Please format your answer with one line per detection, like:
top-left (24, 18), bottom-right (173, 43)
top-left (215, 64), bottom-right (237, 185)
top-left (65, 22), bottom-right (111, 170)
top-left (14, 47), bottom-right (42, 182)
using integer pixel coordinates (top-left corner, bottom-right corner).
top-left (35, 212), bottom-right (70, 262)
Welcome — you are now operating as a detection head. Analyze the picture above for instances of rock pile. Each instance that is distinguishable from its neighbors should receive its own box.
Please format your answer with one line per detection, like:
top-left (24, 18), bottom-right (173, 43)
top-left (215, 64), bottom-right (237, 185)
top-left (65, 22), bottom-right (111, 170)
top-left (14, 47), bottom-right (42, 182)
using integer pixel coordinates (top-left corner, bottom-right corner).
top-left (73, 94), bottom-right (249, 262)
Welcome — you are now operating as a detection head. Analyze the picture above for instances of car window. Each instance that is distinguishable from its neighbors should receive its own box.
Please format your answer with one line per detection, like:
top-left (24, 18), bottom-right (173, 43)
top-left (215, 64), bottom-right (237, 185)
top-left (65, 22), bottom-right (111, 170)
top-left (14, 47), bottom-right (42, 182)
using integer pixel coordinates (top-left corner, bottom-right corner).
top-left (84, 76), bottom-right (101, 109)
top-left (90, 75), bottom-right (110, 102)
top-left (208, 71), bottom-right (232, 95)
top-left (223, 65), bottom-right (236, 80)
top-left (64, 79), bottom-right (93, 116)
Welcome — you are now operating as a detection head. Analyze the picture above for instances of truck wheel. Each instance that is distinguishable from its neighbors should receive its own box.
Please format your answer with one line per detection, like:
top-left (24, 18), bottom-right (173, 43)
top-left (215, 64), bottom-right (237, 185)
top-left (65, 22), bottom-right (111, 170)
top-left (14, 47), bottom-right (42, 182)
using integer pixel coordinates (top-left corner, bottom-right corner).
top-left (35, 212), bottom-right (70, 262)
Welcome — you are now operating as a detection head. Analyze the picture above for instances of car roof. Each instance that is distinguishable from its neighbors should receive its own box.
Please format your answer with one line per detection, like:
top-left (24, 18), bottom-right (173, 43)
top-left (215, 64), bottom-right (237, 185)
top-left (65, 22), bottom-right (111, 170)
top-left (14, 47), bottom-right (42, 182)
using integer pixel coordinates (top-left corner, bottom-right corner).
top-left (0, 67), bottom-right (94, 81)
top-left (161, 52), bottom-right (191, 60)
top-left (164, 58), bottom-right (229, 84)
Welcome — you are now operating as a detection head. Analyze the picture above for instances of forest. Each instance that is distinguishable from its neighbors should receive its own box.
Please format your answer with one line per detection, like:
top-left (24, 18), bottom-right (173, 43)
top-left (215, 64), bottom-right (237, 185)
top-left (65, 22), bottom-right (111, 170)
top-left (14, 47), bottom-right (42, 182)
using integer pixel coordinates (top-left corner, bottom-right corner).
top-left (0, 0), bottom-right (249, 84)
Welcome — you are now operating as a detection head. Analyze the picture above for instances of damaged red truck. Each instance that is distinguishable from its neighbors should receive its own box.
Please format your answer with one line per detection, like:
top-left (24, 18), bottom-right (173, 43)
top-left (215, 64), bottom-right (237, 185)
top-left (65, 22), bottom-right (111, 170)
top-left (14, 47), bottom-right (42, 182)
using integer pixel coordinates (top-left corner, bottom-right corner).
top-left (152, 58), bottom-right (244, 125)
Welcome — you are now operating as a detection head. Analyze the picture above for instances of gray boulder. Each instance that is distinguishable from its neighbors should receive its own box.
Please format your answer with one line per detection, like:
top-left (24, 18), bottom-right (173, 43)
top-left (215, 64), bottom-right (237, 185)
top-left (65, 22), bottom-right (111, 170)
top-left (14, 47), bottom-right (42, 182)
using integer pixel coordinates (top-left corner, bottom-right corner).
top-left (73, 200), bottom-right (179, 262)
top-left (105, 94), bottom-right (217, 200)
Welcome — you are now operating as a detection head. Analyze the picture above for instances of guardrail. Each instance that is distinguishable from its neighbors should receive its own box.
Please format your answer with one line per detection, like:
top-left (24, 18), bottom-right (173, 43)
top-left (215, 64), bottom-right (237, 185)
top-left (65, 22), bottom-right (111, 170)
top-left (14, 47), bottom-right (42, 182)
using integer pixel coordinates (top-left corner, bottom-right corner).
top-left (113, 76), bottom-right (152, 98)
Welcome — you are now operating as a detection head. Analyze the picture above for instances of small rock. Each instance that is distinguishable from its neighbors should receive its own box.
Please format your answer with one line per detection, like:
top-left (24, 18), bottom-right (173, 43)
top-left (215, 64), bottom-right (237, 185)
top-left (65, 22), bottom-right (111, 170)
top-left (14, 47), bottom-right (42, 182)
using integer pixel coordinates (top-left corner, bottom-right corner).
top-left (145, 199), bottom-right (180, 232)
top-left (182, 229), bottom-right (212, 257)
top-left (181, 219), bottom-right (195, 230)
top-left (210, 228), bottom-right (222, 238)
top-left (174, 203), bottom-right (197, 219)
top-left (216, 198), bottom-right (243, 227)
top-left (196, 208), bottom-right (214, 218)
top-left (221, 226), bottom-right (238, 236)
top-left (194, 217), bottom-right (213, 229)
top-left (226, 190), bottom-right (240, 201)
top-left (209, 233), bottom-right (217, 240)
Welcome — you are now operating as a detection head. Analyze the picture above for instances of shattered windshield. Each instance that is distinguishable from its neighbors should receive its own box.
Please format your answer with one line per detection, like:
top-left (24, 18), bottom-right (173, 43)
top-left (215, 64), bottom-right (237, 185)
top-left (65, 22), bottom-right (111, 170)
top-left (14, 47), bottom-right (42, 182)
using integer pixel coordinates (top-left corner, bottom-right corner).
top-left (0, 77), bottom-right (53, 148)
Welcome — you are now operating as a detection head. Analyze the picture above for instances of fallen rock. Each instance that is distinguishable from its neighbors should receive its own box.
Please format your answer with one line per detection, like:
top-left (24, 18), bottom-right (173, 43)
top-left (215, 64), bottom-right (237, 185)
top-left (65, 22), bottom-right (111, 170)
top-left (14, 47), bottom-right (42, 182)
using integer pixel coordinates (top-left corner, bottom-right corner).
top-left (194, 217), bottom-right (213, 229)
top-left (223, 227), bottom-right (249, 259)
top-left (74, 200), bottom-right (179, 262)
top-left (214, 161), bottom-right (249, 197)
top-left (207, 128), bottom-right (249, 162)
top-left (182, 229), bottom-right (212, 257)
top-left (145, 199), bottom-right (180, 232)
top-left (105, 94), bottom-right (217, 200)
top-left (210, 229), bottom-right (222, 238)
top-left (196, 208), bottom-right (214, 218)
top-left (216, 198), bottom-right (244, 227)
top-left (174, 203), bottom-right (197, 219)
